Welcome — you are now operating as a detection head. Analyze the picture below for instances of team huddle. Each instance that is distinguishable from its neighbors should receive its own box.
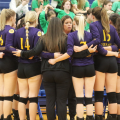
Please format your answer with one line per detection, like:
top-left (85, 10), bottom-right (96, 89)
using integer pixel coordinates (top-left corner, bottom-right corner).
top-left (0, 0), bottom-right (120, 120)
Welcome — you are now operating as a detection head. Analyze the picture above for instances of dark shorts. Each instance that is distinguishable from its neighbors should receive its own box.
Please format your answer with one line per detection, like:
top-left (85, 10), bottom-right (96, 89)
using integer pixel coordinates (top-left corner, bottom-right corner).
top-left (72, 64), bottom-right (95, 78)
top-left (94, 54), bottom-right (118, 73)
top-left (0, 56), bottom-right (18, 74)
top-left (18, 62), bottom-right (41, 79)
top-left (118, 63), bottom-right (120, 76)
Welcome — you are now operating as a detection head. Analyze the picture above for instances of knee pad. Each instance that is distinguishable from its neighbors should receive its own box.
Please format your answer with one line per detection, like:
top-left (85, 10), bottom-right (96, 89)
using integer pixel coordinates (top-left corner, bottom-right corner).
top-left (19, 97), bottom-right (28, 104)
top-left (4, 96), bottom-right (13, 102)
top-left (94, 91), bottom-right (103, 102)
top-left (116, 93), bottom-right (120, 104)
top-left (0, 96), bottom-right (4, 101)
top-left (85, 97), bottom-right (92, 105)
top-left (76, 97), bottom-right (84, 104)
top-left (107, 92), bottom-right (117, 104)
top-left (13, 94), bottom-right (19, 101)
top-left (29, 97), bottom-right (38, 104)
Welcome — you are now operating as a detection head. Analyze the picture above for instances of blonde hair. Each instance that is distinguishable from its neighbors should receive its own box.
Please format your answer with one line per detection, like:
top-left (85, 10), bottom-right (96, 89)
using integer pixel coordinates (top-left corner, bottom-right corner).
top-left (77, 0), bottom-right (86, 10)
top-left (15, 0), bottom-right (22, 7)
top-left (25, 11), bottom-right (38, 50)
top-left (0, 9), bottom-right (16, 31)
top-left (74, 14), bottom-right (85, 41)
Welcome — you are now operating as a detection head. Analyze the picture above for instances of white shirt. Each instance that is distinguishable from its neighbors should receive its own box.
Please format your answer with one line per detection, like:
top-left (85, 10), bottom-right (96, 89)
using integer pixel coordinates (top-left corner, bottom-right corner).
top-left (9, 0), bottom-right (29, 18)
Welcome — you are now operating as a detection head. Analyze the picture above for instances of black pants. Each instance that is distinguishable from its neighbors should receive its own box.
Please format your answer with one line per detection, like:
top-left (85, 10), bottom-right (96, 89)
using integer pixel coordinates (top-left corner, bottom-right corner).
top-left (68, 77), bottom-right (76, 118)
top-left (43, 71), bottom-right (71, 120)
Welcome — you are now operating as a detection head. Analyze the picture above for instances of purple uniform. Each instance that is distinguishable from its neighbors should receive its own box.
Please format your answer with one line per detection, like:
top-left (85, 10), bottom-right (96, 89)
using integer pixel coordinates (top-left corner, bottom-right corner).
top-left (14, 27), bottom-right (42, 63)
top-left (91, 21), bottom-right (120, 55)
top-left (67, 31), bottom-right (94, 66)
top-left (0, 25), bottom-right (16, 56)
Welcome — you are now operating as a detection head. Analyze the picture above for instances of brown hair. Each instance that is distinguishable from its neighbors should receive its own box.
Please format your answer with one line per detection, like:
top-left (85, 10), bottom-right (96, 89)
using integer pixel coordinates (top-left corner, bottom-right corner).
top-left (0, 9), bottom-right (16, 31)
top-left (17, 17), bottom-right (25, 29)
top-left (92, 7), bottom-right (110, 34)
top-left (77, 0), bottom-right (86, 10)
top-left (61, 0), bottom-right (73, 12)
top-left (47, 10), bottom-right (56, 21)
top-left (87, 8), bottom-right (92, 15)
top-left (109, 13), bottom-right (120, 37)
top-left (42, 17), bottom-right (67, 53)
top-left (102, 0), bottom-right (112, 8)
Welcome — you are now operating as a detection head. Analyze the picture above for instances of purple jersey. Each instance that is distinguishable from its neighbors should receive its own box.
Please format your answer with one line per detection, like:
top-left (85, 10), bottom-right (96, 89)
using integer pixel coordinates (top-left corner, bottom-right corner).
top-left (0, 25), bottom-right (16, 56)
top-left (67, 31), bottom-right (94, 66)
top-left (14, 27), bottom-right (42, 63)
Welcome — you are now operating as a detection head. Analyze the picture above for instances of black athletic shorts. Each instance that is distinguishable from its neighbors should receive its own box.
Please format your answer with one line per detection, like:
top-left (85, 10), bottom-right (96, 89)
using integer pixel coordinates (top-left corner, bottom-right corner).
top-left (18, 62), bottom-right (41, 79)
top-left (0, 56), bottom-right (18, 74)
top-left (118, 63), bottom-right (120, 76)
top-left (72, 64), bottom-right (95, 78)
top-left (94, 54), bottom-right (118, 73)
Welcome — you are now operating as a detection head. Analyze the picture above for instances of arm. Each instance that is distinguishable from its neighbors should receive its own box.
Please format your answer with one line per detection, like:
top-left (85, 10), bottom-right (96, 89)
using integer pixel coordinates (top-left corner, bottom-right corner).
top-left (5, 29), bottom-right (17, 52)
top-left (97, 44), bottom-right (118, 57)
top-left (114, 29), bottom-right (120, 49)
top-left (103, 45), bottom-right (118, 51)
top-left (111, 2), bottom-right (117, 12)
top-left (91, 1), bottom-right (98, 8)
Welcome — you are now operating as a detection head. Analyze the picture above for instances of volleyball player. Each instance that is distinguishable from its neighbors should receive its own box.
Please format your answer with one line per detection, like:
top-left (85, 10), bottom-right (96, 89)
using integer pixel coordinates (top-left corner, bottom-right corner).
top-left (0, 9), bottom-right (18, 120)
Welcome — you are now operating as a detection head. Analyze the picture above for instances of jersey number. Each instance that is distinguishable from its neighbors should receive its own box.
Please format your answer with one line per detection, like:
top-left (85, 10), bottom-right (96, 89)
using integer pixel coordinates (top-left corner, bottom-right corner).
top-left (103, 30), bottom-right (111, 42)
top-left (0, 35), bottom-right (3, 46)
top-left (20, 38), bottom-right (30, 50)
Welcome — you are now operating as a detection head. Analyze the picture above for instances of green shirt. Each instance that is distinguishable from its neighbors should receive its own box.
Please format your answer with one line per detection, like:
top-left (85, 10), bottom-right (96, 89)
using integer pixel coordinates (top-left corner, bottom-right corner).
top-left (82, 1), bottom-right (90, 10)
top-left (54, 0), bottom-right (77, 7)
top-left (32, 0), bottom-right (50, 11)
top-left (91, 0), bottom-right (102, 8)
top-left (54, 8), bottom-right (75, 19)
top-left (39, 11), bottom-right (49, 34)
top-left (84, 21), bottom-right (90, 32)
top-left (112, 2), bottom-right (120, 15)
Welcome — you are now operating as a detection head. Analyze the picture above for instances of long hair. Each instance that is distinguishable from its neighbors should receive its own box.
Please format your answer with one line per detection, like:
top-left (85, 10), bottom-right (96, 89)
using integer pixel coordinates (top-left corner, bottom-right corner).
top-left (61, 0), bottom-right (73, 12)
top-left (92, 7), bottom-right (110, 34)
top-left (42, 17), bottom-right (67, 52)
top-left (77, 0), bottom-right (86, 10)
top-left (74, 15), bottom-right (85, 41)
top-left (0, 9), bottom-right (16, 31)
top-left (25, 11), bottom-right (38, 50)
top-left (109, 13), bottom-right (120, 37)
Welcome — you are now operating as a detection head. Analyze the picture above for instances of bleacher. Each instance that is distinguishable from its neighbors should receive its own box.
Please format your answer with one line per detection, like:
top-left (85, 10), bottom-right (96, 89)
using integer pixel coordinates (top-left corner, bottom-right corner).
top-left (0, 0), bottom-right (94, 11)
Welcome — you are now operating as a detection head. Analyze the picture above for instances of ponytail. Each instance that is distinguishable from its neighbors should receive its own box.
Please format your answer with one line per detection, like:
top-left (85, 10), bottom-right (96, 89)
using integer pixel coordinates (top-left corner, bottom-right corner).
top-left (0, 9), bottom-right (6, 31)
top-left (25, 11), bottom-right (38, 50)
top-left (74, 15), bottom-right (85, 41)
top-left (101, 8), bottom-right (110, 34)
top-left (92, 7), bottom-right (110, 35)
top-left (0, 9), bottom-right (16, 31)
top-left (25, 22), bottom-right (30, 50)
top-left (78, 15), bottom-right (85, 41)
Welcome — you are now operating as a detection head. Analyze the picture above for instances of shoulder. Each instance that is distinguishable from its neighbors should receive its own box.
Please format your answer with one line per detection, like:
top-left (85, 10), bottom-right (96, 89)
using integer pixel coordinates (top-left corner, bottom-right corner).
top-left (68, 31), bottom-right (77, 37)
top-left (8, 26), bottom-right (15, 34)
top-left (33, 28), bottom-right (42, 37)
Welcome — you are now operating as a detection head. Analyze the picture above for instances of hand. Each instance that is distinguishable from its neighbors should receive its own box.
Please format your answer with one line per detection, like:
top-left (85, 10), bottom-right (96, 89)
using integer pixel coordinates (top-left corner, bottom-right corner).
top-left (48, 5), bottom-right (54, 10)
top-left (54, 52), bottom-right (62, 59)
top-left (74, 46), bottom-right (81, 52)
top-left (48, 59), bottom-right (56, 65)
top-left (0, 52), bottom-right (4, 58)
top-left (12, 49), bottom-right (22, 57)
top-left (73, 4), bottom-right (77, 9)
top-left (88, 45), bottom-right (97, 53)
top-left (22, 0), bottom-right (29, 6)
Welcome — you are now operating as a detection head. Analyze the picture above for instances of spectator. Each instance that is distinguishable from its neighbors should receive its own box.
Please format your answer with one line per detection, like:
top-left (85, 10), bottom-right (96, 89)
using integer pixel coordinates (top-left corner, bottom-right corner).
top-left (91, 0), bottom-right (105, 8)
top-left (50, 0), bottom-right (75, 19)
top-left (31, 0), bottom-right (50, 15)
top-left (112, 0), bottom-right (120, 15)
top-left (73, 0), bottom-right (90, 14)
top-left (9, 0), bottom-right (29, 23)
